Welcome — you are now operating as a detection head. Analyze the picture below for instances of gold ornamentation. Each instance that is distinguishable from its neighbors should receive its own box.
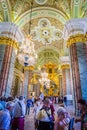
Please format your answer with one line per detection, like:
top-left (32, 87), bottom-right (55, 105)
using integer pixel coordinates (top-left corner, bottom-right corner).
top-left (14, 68), bottom-right (24, 81)
top-left (67, 34), bottom-right (87, 47)
top-left (15, 60), bottom-right (23, 71)
top-left (58, 74), bottom-right (62, 77)
top-left (24, 66), bottom-right (34, 70)
top-left (0, 36), bottom-right (19, 49)
top-left (61, 64), bottom-right (70, 69)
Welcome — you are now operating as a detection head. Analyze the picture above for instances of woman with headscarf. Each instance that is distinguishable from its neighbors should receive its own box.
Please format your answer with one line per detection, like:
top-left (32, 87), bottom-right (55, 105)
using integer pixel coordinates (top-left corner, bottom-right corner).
top-left (54, 107), bottom-right (70, 130)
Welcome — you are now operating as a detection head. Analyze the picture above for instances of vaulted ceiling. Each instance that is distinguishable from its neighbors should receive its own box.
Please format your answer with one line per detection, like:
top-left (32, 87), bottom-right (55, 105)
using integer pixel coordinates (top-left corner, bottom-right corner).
top-left (0, 0), bottom-right (87, 69)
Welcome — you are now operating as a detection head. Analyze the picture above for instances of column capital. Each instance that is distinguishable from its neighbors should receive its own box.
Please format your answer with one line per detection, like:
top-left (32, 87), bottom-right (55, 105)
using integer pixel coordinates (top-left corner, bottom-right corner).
top-left (61, 64), bottom-right (70, 70)
top-left (0, 36), bottom-right (19, 49)
top-left (59, 56), bottom-right (70, 69)
top-left (60, 56), bottom-right (70, 64)
top-left (0, 22), bottom-right (24, 44)
top-left (67, 34), bottom-right (87, 47)
top-left (63, 18), bottom-right (87, 47)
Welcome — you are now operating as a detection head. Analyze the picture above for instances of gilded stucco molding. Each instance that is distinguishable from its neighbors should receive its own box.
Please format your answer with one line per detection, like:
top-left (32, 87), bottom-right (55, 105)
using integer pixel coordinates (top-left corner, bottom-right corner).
top-left (14, 68), bottom-right (24, 81)
top-left (0, 36), bottom-right (19, 49)
top-left (67, 34), bottom-right (87, 47)
top-left (58, 73), bottom-right (62, 77)
top-left (61, 64), bottom-right (70, 69)
top-left (24, 66), bottom-right (34, 71)
top-left (15, 60), bottom-right (23, 71)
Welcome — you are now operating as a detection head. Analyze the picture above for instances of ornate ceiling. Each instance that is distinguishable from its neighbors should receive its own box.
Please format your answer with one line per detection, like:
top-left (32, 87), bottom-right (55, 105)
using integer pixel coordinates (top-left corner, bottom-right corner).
top-left (0, 0), bottom-right (87, 69)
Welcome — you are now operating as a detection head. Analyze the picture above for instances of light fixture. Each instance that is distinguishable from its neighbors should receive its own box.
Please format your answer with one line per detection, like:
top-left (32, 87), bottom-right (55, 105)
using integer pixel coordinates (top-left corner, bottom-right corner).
top-left (39, 43), bottom-right (50, 89)
top-left (39, 69), bottom-right (50, 89)
top-left (17, 1), bottom-right (37, 66)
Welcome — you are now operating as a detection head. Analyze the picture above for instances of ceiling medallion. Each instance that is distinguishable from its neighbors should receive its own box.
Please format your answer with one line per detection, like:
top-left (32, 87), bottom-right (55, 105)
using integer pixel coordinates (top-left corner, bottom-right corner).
top-left (35, 0), bottom-right (47, 5)
top-left (31, 18), bottom-right (63, 45)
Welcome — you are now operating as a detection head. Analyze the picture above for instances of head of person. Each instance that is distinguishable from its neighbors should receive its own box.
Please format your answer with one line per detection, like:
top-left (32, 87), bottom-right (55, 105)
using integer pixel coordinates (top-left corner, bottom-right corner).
top-left (19, 96), bottom-right (24, 101)
top-left (43, 98), bottom-right (50, 108)
top-left (57, 107), bottom-right (66, 121)
top-left (6, 101), bottom-right (14, 111)
top-left (78, 99), bottom-right (86, 110)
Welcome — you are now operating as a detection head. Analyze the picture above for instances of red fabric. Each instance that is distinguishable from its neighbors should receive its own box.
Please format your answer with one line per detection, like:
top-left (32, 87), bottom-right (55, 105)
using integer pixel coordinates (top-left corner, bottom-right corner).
top-left (50, 104), bottom-right (55, 120)
top-left (11, 117), bottom-right (24, 130)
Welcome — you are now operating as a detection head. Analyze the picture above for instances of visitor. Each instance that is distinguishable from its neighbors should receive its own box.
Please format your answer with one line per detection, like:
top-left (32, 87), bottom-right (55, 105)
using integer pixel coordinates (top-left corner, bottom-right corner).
top-left (26, 98), bottom-right (32, 115)
top-left (0, 101), bottom-right (14, 130)
top-left (31, 96), bottom-right (35, 107)
top-left (39, 92), bottom-right (44, 101)
top-left (37, 98), bottom-right (54, 130)
top-left (54, 107), bottom-right (70, 130)
top-left (33, 101), bottom-right (41, 130)
top-left (50, 97), bottom-right (55, 121)
top-left (11, 96), bottom-right (26, 130)
top-left (75, 99), bottom-right (87, 130)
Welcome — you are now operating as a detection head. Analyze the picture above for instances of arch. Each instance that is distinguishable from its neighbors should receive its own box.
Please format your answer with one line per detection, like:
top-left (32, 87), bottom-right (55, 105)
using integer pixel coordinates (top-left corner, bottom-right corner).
top-left (36, 45), bottom-right (61, 55)
top-left (15, 7), bottom-right (69, 28)
top-left (36, 45), bottom-right (60, 67)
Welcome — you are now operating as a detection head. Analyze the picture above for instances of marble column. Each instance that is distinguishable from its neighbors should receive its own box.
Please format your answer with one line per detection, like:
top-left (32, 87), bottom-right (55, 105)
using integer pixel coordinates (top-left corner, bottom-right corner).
top-left (23, 66), bottom-right (33, 98)
top-left (64, 18), bottom-right (87, 111)
top-left (61, 64), bottom-right (72, 96)
top-left (0, 22), bottom-right (24, 97)
top-left (70, 44), bottom-right (82, 105)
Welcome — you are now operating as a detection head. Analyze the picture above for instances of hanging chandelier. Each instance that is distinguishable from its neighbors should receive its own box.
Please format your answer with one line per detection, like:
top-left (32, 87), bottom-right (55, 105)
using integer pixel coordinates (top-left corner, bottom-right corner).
top-left (39, 69), bottom-right (50, 89)
top-left (17, 36), bottom-right (37, 66)
top-left (17, 1), bottom-right (37, 66)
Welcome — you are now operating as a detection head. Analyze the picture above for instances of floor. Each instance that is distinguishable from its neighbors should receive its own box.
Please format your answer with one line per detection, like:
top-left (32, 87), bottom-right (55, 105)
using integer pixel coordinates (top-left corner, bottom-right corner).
top-left (24, 104), bottom-right (75, 130)
top-left (24, 107), bottom-right (35, 130)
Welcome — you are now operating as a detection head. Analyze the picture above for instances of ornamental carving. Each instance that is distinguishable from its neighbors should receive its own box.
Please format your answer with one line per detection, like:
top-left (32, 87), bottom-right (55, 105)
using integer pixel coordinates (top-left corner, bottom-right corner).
top-left (31, 18), bottom-right (63, 45)
top-left (0, 36), bottom-right (19, 49)
top-left (67, 34), bottom-right (87, 47)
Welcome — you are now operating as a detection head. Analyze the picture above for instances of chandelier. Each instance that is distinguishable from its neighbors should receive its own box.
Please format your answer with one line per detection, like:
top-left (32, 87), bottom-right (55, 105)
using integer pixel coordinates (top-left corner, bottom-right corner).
top-left (17, 1), bottom-right (37, 66)
top-left (17, 36), bottom-right (37, 66)
top-left (39, 69), bottom-right (50, 89)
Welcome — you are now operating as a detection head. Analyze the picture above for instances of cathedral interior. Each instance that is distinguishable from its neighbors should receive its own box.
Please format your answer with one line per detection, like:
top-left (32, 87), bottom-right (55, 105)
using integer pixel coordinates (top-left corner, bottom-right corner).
top-left (0, 0), bottom-right (87, 108)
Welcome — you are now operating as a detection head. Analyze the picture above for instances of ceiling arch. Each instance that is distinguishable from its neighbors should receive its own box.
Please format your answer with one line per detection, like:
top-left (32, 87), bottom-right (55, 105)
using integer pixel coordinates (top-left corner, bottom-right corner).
top-left (36, 45), bottom-right (62, 55)
top-left (36, 46), bottom-right (60, 67)
top-left (15, 7), bottom-right (69, 28)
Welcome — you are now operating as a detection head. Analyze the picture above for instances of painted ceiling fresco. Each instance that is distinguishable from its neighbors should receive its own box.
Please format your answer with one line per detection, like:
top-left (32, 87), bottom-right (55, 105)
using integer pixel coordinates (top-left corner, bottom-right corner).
top-left (0, 0), bottom-right (87, 68)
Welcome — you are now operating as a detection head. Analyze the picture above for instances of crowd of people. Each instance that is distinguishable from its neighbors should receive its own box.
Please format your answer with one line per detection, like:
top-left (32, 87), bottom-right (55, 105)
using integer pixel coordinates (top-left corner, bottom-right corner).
top-left (0, 94), bottom-right (87, 130)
